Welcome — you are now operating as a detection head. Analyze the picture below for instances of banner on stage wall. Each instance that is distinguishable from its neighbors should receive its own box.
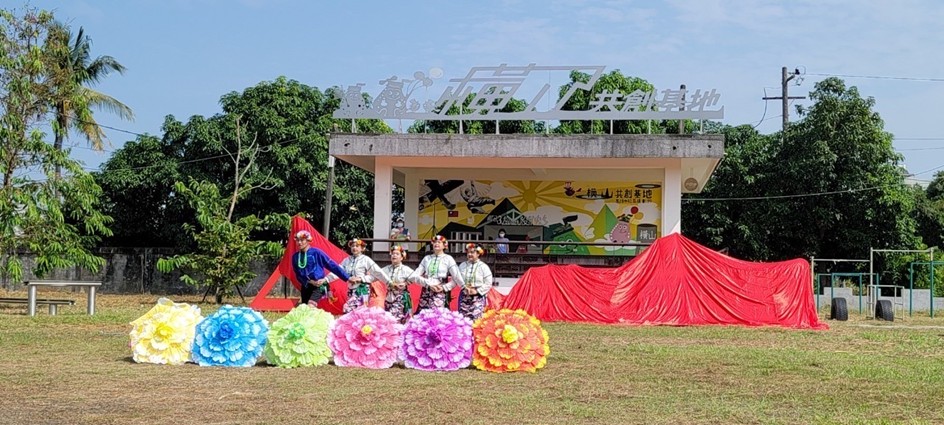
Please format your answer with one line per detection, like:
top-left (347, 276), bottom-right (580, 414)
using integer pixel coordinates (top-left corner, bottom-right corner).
top-left (416, 180), bottom-right (662, 255)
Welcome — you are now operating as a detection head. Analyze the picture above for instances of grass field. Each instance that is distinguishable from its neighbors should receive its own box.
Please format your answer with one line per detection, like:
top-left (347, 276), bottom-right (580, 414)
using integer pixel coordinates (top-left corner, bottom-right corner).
top-left (1, 290), bottom-right (943, 425)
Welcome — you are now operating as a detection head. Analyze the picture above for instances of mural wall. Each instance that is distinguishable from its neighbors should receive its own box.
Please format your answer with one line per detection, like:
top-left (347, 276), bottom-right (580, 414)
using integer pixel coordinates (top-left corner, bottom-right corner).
top-left (417, 180), bottom-right (662, 255)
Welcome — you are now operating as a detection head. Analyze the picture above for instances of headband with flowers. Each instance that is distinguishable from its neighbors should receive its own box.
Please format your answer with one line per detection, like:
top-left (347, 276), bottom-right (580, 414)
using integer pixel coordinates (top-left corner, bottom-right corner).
top-left (465, 243), bottom-right (485, 256)
top-left (431, 235), bottom-right (447, 244)
top-left (347, 238), bottom-right (367, 248)
top-left (295, 230), bottom-right (312, 241)
top-left (389, 245), bottom-right (407, 255)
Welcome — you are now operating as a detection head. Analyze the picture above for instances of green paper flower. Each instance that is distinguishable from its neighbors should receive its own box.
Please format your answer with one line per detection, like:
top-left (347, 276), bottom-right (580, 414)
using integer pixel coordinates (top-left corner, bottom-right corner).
top-left (264, 304), bottom-right (334, 368)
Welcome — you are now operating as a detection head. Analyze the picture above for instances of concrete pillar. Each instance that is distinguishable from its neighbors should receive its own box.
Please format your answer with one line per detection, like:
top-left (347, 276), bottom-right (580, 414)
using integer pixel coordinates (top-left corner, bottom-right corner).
top-left (663, 160), bottom-right (682, 234)
top-left (404, 173), bottom-right (420, 247)
top-left (373, 158), bottom-right (393, 251)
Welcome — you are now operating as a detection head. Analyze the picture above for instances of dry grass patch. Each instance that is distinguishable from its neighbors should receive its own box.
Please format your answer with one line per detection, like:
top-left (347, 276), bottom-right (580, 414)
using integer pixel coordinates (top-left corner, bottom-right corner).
top-left (1, 292), bottom-right (943, 424)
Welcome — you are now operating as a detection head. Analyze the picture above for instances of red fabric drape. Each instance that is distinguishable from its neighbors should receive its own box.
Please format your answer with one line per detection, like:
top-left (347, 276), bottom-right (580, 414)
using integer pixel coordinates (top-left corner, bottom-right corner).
top-left (276, 216), bottom-right (350, 315)
top-left (501, 233), bottom-right (826, 329)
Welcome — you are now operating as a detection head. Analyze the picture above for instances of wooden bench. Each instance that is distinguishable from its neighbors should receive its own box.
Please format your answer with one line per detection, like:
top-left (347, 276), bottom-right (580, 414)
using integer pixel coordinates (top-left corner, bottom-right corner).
top-left (26, 280), bottom-right (101, 316)
top-left (0, 297), bottom-right (76, 315)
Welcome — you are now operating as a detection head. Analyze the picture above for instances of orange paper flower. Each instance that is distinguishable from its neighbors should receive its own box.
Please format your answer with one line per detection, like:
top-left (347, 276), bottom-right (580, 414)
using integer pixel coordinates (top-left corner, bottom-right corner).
top-left (472, 308), bottom-right (549, 373)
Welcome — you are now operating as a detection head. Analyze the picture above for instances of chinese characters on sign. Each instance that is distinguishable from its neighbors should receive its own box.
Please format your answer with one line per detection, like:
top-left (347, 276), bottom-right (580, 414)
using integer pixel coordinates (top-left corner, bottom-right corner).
top-left (334, 64), bottom-right (724, 121)
top-left (615, 188), bottom-right (655, 204)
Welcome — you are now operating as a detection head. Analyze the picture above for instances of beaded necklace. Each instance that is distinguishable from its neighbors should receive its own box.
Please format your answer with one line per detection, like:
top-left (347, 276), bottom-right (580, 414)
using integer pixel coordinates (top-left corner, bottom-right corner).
top-left (390, 264), bottom-right (401, 285)
top-left (465, 261), bottom-right (478, 286)
top-left (296, 250), bottom-right (308, 269)
top-left (427, 256), bottom-right (440, 277)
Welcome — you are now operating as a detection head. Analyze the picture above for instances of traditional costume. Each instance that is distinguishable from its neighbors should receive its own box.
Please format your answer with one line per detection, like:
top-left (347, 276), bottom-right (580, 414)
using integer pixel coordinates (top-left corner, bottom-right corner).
top-left (326, 238), bottom-right (390, 313)
top-left (457, 243), bottom-right (493, 321)
top-left (382, 245), bottom-right (415, 323)
top-left (291, 230), bottom-right (350, 306)
top-left (409, 235), bottom-right (465, 310)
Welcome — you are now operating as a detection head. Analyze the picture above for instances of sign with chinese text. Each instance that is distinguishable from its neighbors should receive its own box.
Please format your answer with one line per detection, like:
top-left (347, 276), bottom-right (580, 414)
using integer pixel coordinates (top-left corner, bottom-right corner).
top-left (333, 64), bottom-right (723, 121)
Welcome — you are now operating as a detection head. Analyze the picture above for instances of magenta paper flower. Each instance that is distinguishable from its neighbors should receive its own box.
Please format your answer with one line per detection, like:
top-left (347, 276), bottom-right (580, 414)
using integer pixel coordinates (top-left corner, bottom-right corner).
top-left (327, 307), bottom-right (403, 369)
top-left (399, 307), bottom-right (473, 371)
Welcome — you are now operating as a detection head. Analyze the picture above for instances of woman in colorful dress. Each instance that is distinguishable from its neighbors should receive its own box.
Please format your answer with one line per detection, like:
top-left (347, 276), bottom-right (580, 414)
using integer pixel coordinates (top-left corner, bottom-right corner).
top-left (382, 245), bottom-right (415, 323)
top-left (326, 238), bottom-right (390, 313)
top-left (457, 243), bottom-right (493, 321)
top-left (408, 235), bottom-right (465, 311)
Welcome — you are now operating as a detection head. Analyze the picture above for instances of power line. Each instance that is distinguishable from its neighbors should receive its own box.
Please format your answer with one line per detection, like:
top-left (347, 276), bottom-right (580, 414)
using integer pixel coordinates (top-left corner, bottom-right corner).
top-left (84, 136), bottom-right (306, 173)
top-left (895, 137), bottom-right (944, 141)
top-left (685, 159), bottom-right (944, 202)
top-left (897, 146), bottom-right (944, 152)
top-left (806, 72), bottom-right (944, 83)
top-left (683, 186), bottom-right (883, 202)
top-left (761, 67), bottom-right (806, 131)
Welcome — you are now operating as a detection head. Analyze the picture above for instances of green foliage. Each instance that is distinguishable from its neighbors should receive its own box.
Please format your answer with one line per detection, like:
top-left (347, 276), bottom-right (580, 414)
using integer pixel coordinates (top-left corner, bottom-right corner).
top-left (47, 24), bottom-right (133, 162)
top-left (555, 70), bottom-right (682, 135)
top-left (155, 179), bottom-right (288, 303)
top-left (911, 183), bottom-right (944, 251)
top-left (94, 135), bottom-right (188, 247)
top-left (685, 78), bottom-right (920, 286)
top-left (408, 91), bottom-right (538, 134)
top-left (99, 77), bottom-right (392, 248)
top-left (1, 6), bottom-right (112, 282)
top-left (681, 125), bottom-right (778, 259)
top-left (926, 171), bottom-right (944, 202)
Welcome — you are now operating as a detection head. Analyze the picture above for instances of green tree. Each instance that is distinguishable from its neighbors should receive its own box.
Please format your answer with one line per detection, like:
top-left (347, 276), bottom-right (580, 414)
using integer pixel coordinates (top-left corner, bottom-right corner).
top-left (94, 133), bottom-right (188, 247)
top-left (927, 170), bottom-right (944, 202)
top-left (1, 7), bottom-right (112, 282)
top-left (685, 78), bottom-right (918, 275)
top-left (555, 70), bottom-right (662, 135)
top-left (784, 78), bottom-right (918, 263)
top-left (99, 78), bottom-right (391, 249)
top-left (48, 25), bottom-right (133, 177)
top-left (156, 121), bottom-right (288, 303)
top-left (681, 125), bottom-right (778, 259)
top-left (911, 173), bottom-right (944, 251)
top-left (409, 91), bottom-right (538, 135)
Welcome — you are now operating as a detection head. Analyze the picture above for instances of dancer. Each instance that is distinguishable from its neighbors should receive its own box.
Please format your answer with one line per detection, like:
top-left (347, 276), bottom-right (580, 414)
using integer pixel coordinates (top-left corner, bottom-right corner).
top-left (326, 238), bottom-right (390, 313)
top-left (291, 230), bottom-right (350, 307)
top-left (408, 235), bottom-right (465, 310)
top-left (382, 245), bottom-right (415, 323)
top-left (457, 243), bottom-right (493, 321)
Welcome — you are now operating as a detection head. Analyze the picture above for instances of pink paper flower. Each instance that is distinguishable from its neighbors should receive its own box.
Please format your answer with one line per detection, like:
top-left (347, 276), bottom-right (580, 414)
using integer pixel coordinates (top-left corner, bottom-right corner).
top-left (400, 308), bottom-right (473, 371)
top-left (327, 307), bottom-right (403, 369)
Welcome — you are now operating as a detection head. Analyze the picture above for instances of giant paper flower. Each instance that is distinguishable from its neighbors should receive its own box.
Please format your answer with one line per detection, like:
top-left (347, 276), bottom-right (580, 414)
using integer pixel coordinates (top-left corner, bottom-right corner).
top-left (400, 308), bottom-right (472, 371)
top-left (264, 305), bottom-right (334, 368)
top-left (192, 305), bottom-right (269, 367)
top-left (129, 298), bottom-right (203, 365)
top-left (472, 309), bottom-right (550, 373)
top-left (327, 307), bottom-right (403, 369)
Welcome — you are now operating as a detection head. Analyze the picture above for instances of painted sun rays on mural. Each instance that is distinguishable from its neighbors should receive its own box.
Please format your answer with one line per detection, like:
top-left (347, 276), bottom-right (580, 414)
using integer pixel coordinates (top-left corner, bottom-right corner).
top-left (504, 181), bottom-right (595, 216)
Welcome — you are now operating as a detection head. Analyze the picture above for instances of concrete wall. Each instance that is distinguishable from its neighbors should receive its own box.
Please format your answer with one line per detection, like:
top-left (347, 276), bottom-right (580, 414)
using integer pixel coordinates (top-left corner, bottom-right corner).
top-left (1, 249), bottom-right (283, 297)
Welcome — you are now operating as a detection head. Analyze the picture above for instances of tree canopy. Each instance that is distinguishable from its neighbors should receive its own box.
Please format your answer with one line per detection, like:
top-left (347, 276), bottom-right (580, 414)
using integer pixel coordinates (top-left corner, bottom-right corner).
top-left (1, 7), bottom-right (114, 282)
top-left (97, 77), bottom-right (393, 248)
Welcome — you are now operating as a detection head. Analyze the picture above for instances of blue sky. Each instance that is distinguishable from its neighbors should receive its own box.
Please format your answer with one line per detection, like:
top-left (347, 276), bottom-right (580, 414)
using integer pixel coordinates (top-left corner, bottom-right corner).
top-left (24, 0), bottom-right (944, 184)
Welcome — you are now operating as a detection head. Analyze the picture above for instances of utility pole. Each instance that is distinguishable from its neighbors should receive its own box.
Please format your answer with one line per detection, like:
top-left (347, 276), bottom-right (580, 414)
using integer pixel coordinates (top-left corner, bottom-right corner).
top-left (762, 67), bottom-right (806, 131)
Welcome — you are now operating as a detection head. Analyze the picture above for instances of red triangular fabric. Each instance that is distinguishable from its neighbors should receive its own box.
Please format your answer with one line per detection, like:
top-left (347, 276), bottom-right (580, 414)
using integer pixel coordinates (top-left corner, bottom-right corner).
top-left (500, 233), bottom-right (826, 329)
top-left (250, 216), bottom-right (349, 314)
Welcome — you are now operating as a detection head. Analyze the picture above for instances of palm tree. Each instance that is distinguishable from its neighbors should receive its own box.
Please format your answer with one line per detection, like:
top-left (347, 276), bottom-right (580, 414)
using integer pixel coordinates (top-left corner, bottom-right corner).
top-left (50, 25), bottom-right (134, 176)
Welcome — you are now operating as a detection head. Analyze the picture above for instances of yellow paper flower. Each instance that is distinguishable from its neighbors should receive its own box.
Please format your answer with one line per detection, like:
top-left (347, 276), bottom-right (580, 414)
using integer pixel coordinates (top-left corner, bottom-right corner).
top-left (472, 309), bottom-right (549, 373)
top-left (129, 298), bottom-right (203, 365)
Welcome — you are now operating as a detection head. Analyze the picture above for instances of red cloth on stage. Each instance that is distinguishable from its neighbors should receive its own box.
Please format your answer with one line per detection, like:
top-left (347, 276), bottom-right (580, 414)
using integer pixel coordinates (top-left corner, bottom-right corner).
top-left (501, 233), bottom-right (826, 329)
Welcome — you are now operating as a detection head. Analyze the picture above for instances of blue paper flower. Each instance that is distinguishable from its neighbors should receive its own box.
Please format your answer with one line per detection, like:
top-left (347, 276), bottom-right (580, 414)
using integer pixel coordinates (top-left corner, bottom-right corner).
top-left (192, 305), bottom-right (269, 367)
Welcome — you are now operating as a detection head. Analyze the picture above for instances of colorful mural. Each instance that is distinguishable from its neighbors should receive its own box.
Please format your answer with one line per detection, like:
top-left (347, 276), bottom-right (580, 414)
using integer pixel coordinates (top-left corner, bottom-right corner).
top-left (417, 180), bottom-right (662, 255)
